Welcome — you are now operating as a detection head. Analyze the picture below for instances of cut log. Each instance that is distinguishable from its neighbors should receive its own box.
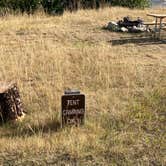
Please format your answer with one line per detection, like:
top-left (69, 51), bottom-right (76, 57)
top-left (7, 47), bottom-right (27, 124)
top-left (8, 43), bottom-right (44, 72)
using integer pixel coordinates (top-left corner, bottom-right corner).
top-left (0, 82), bottom-right (25, 123)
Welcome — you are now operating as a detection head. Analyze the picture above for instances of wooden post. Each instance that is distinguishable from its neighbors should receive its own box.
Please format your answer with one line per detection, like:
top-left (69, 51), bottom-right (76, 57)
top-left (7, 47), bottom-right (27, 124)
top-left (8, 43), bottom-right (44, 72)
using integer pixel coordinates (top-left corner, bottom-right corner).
top-left (0, 82), bottom-right (25, 123)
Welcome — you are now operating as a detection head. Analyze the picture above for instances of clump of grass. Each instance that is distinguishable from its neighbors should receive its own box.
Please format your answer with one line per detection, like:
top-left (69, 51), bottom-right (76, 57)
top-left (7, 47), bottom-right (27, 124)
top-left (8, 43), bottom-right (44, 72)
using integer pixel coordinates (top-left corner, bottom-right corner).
top-left (104, 88), bottom-right (166, 165)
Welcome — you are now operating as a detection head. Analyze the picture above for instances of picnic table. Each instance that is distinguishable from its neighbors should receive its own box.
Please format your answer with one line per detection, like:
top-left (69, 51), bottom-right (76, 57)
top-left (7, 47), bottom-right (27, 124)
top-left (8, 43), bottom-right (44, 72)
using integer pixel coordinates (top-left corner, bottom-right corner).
top-left (147, 13), bottom-right (166, 39)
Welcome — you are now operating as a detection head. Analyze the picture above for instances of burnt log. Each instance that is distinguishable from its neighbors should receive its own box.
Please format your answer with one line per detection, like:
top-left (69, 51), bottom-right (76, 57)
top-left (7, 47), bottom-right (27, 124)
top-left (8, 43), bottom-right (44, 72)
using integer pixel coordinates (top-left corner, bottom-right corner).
top-left (0, 82), bottom-right (25, 123)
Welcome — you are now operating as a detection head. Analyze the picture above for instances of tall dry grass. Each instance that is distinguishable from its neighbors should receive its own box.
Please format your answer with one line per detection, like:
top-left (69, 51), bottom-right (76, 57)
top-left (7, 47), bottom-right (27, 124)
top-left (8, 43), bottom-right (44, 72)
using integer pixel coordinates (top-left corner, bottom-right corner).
top-left (0, 7), bottom-right (166, 165)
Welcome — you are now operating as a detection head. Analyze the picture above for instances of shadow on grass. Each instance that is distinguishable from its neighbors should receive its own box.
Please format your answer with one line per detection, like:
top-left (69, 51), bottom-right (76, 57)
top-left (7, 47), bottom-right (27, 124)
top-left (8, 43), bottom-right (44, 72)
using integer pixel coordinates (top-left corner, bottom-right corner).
top-left (0, 118), bottom-right (61, 138)
top-left (110, 37), bottom-right (166, 46)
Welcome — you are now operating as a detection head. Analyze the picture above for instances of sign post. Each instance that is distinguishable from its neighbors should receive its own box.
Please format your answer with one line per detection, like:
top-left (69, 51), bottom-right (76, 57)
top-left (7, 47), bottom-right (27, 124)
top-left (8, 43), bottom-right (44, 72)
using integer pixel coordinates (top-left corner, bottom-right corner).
top-left (61, 90), bottom-right (85, 127)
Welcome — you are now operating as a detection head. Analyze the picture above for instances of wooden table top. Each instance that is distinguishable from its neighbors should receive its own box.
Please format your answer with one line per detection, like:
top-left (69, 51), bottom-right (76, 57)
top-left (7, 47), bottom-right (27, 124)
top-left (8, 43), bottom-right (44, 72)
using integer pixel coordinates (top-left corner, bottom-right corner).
top-left (147, 13), bottom-right (166, 18)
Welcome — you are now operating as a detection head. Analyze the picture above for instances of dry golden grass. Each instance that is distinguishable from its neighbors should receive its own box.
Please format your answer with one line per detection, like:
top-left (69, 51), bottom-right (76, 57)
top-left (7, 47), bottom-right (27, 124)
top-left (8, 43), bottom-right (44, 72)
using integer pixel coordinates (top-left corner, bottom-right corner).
top-left (0, 7), bottom-right (166, 165)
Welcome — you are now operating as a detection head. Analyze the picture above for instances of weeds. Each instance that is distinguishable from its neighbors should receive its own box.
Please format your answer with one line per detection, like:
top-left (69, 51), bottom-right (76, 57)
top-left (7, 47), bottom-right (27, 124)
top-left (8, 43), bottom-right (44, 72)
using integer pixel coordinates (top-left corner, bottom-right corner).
top-left (0, 7), bottom-right (165, 165)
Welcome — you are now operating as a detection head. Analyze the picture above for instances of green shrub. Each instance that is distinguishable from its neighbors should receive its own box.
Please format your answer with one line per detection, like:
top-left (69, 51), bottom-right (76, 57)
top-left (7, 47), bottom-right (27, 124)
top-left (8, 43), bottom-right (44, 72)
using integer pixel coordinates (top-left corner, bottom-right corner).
top-left (0, 0), bottom-right (40, 14)
top-left (111, 0), bottom-right (150, 8)
top-left (41, 0), bottom-right (64, 15)
top-left (0, 0), bottom-right (150, 15)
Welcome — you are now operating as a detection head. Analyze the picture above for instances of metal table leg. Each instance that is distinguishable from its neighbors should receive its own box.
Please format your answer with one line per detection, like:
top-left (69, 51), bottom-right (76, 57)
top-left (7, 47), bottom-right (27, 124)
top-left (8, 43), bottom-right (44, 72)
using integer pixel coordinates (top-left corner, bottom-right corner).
top-left (158, 18), bottom-right (162, 39)
top-left (154, 17), bottom-right (158, 39)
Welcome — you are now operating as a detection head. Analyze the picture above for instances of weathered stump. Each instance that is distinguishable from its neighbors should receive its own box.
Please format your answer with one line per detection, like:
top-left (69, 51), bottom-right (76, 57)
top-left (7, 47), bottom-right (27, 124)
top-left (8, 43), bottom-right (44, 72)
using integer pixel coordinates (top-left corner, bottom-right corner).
top-left (0, 82), bottom-right (24, 123)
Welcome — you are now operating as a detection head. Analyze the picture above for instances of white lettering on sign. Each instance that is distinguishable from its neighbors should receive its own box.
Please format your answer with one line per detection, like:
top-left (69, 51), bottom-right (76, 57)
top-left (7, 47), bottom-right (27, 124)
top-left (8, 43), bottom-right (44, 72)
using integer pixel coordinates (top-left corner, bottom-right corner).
top-left (66, 118), bottom-right (81, 125)
top-left (63, 108), bottom-right (84, 116)
top-left (67, 99), bottom-right (80, 106)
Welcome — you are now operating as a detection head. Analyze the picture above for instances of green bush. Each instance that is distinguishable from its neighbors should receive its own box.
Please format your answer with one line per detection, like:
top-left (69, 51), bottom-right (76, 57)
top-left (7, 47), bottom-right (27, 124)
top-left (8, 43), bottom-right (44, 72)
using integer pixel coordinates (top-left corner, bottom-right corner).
top-left (0, 0), bottom-right (40, 14)
top-left (0, 0), bottom-right (64, 14)
top-left (41, 0), bottom-right (64, 15)
top-left (111, 0), bottom-right (150, 8)
top-left (0, 0), bottom-right (150, 15)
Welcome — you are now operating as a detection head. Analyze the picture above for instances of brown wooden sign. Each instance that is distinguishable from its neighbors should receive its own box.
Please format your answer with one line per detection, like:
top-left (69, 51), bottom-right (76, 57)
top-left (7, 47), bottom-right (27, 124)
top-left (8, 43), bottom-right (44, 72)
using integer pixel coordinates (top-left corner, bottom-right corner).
top-left (61, 90), bottom-right (85, 127)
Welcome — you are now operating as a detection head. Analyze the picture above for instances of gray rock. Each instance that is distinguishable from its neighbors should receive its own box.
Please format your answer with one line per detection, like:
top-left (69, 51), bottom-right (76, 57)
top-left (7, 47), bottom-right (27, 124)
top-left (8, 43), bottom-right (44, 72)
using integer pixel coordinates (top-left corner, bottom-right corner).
top-left (121, 27), bottom-right (128, 32)
top-left (106, 21), bottom-right (120, 31)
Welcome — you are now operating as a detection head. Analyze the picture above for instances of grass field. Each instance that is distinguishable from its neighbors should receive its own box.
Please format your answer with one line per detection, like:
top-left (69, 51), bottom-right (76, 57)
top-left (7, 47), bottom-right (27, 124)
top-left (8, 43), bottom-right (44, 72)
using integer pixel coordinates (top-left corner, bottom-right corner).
top-left (0, 7), bottom-right (166, 165)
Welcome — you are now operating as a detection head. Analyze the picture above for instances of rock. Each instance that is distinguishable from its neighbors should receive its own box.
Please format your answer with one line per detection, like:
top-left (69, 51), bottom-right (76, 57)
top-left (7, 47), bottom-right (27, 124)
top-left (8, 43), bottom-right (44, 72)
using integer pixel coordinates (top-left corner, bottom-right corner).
top-left (130, 25), bottom-right (147, 33)
top-left (106, 21), bottom-right (120, 31)
top-left (121, 27), bottom-right (128, 32)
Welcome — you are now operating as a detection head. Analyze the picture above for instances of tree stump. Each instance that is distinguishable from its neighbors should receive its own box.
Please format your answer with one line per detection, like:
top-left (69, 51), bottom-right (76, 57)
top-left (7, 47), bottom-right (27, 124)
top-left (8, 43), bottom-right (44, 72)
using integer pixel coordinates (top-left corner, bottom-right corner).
top-left (0, 82), bottom-right (25, 123)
